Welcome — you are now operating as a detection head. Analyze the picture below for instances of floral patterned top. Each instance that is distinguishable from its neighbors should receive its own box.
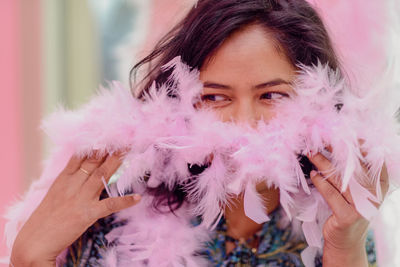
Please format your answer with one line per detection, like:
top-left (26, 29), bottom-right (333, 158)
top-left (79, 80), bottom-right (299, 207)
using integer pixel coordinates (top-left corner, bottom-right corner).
top-left (64, 206), bottom-right (377, 267)
top-left (199, 208), bottom-right (315, 266)
top-left (199, 208), bottom-right (377, 266)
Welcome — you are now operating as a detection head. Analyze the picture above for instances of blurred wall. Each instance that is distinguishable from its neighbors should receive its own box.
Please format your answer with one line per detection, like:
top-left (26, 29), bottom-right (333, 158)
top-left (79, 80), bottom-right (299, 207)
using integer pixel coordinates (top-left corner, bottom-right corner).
top-left (0, 0), bottom-right (23, 261)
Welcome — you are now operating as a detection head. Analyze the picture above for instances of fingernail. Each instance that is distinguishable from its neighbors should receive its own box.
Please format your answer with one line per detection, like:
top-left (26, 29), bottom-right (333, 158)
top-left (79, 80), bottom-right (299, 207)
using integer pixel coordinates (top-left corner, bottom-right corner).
top-left (310, 170), bottom-right (317, 178)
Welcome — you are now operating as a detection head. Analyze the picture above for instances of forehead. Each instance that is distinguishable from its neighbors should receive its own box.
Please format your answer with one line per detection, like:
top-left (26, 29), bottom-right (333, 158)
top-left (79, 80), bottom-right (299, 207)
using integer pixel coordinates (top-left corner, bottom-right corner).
top-left (199, 24), bottom-right (296, 83)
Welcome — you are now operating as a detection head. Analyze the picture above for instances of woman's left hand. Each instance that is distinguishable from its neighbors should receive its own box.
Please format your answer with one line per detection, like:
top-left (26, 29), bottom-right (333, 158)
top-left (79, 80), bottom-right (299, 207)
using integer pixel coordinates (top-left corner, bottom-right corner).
top-left (307, 149), bottom-right (389, 266)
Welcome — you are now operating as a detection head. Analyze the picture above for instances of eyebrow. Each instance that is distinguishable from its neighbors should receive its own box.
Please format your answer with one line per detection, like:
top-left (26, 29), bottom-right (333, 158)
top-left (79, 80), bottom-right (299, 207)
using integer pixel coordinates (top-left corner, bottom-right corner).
top-left (203, 78), bottom-right (291, 90)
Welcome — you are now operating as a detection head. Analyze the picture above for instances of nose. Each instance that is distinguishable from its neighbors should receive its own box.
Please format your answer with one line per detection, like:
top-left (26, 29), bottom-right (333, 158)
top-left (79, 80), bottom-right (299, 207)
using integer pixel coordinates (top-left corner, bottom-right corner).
top-left (232, 99), bottom-right (259, 127)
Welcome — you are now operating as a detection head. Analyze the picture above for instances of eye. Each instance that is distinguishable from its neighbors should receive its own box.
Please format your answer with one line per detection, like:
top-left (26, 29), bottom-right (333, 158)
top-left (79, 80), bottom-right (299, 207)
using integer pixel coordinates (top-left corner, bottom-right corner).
top-left (199, 94), bottom-right (231, 108)
top-left (201, 94), bottom-right (230, 102)
top-left (260, 92), bottom-right (289, 100)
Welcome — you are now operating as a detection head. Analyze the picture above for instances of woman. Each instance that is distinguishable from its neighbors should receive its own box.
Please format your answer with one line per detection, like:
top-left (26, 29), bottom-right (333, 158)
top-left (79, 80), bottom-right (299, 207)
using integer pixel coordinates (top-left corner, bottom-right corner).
top-left (10, 0), bottom-right (388, 266)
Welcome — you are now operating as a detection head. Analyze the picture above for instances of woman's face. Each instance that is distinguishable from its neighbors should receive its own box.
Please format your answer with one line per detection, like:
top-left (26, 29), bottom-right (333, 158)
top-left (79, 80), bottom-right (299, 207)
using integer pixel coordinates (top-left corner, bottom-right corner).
top-left (199, 24), bottom-right (296, 126)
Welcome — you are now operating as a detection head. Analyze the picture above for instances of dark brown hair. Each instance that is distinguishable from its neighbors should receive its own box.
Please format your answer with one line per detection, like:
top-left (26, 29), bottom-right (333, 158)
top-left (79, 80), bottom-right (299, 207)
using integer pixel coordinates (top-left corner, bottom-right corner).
top-left (130, 0), bottom-right (341, 99)
top-left (131, 0), bottom-right (341, 212)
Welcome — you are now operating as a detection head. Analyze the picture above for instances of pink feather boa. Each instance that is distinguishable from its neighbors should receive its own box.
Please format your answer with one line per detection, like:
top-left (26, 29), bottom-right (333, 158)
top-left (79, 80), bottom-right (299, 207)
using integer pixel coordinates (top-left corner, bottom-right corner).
top-left (4, 56), bottom-right (400, 266)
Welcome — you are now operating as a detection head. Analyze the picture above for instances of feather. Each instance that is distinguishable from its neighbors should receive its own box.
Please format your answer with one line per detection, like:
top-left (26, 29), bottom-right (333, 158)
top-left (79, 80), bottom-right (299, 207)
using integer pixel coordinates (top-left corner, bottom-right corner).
top-left (243, 181), bottom-right (270, 224)
top-left (4, 56), bottom-right (400, 266)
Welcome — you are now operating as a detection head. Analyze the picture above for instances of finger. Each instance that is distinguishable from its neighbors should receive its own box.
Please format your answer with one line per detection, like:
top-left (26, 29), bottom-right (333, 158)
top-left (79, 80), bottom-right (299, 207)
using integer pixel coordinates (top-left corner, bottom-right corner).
top-left (358, 138), bottom-right (368, 158)
top-left (94, 194), bottom-right (141, 219)
top-left (75, 151), bottom-right (107, 180)
top-left (310, 170), bottom-right (354, 220)
top-left (83, 152), bottom-right (124, 198)
top-left (356, 139), bottom-right (389, 202)
top-left (307, 153), bottom-right (354, 204)
top-left (358, 161), bottom-right (378, 193)
top-left (63, 154), bottom-right (87, 175)
top-left (380, 163), bottom-right (389, 197)
top-left (308, 152), bottom-right (335, 178)
top-left (325, 145), bottom-right (332, 153)
top-left (354, 144), bottom-right (388, 202)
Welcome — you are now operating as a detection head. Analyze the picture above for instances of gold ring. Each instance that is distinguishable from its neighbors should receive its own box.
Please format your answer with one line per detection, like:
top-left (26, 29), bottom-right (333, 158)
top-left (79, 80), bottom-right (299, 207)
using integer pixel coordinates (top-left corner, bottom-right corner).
top-left (79, 167), bottom-right (90, 175)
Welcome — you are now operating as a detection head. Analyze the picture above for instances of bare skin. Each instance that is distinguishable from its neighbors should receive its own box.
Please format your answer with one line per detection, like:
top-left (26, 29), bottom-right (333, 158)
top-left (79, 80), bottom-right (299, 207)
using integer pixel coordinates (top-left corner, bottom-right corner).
top-left (10, 152), bottom-right (141, 266)
top-left (198, 23), bottom-right (389, 266)
top-left (224, 187), bottom-right (280, 255)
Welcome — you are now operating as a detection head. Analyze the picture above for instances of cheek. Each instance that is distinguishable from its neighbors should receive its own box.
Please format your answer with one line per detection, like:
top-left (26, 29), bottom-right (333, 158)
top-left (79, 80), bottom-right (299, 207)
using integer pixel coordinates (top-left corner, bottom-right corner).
top-left (194, 99), bottom-right (279, 124)
top-left (215, 106), bottom-right (236, 122)
top-left (253, 102), bottom-right (279, 123)
top-left (259, 108), bottom-right (277, 122)
top-left (193, 101), bottom-right (234, 122)
top-left (216, 104), bottom-right (278, 124)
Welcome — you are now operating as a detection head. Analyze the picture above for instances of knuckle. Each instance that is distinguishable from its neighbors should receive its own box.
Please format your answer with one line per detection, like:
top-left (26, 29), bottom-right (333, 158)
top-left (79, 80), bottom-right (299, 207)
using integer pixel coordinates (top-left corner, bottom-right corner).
top-left (85, 156), bottom-right (103, 164)
top-left (83, 205), bottom-right (101, 225)
top-left (62, 166), bottom-right (75, 175)
top-left (93, 166), bottom-right (108, 179)
top-left (63, 163), bottom-right (80, 175)
top-left (80, 205), bottom-right (97, 224)
top-left (327, 219), bottom-right (341, 232)
top-left (342, 212), bottom-right (359, 227)
top-left (105, 198), bottom-right (117, 212)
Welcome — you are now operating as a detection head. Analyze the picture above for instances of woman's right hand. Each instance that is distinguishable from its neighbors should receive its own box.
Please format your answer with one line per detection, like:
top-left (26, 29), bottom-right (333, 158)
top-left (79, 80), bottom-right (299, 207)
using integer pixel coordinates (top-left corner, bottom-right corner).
top-left (10, 151), bottom-right (141, 267)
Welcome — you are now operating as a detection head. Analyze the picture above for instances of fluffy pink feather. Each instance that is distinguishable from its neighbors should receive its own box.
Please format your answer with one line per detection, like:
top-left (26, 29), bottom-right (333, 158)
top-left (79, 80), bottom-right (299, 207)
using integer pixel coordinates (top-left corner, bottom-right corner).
top-left (4, 31), bottom-right (400, 267)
